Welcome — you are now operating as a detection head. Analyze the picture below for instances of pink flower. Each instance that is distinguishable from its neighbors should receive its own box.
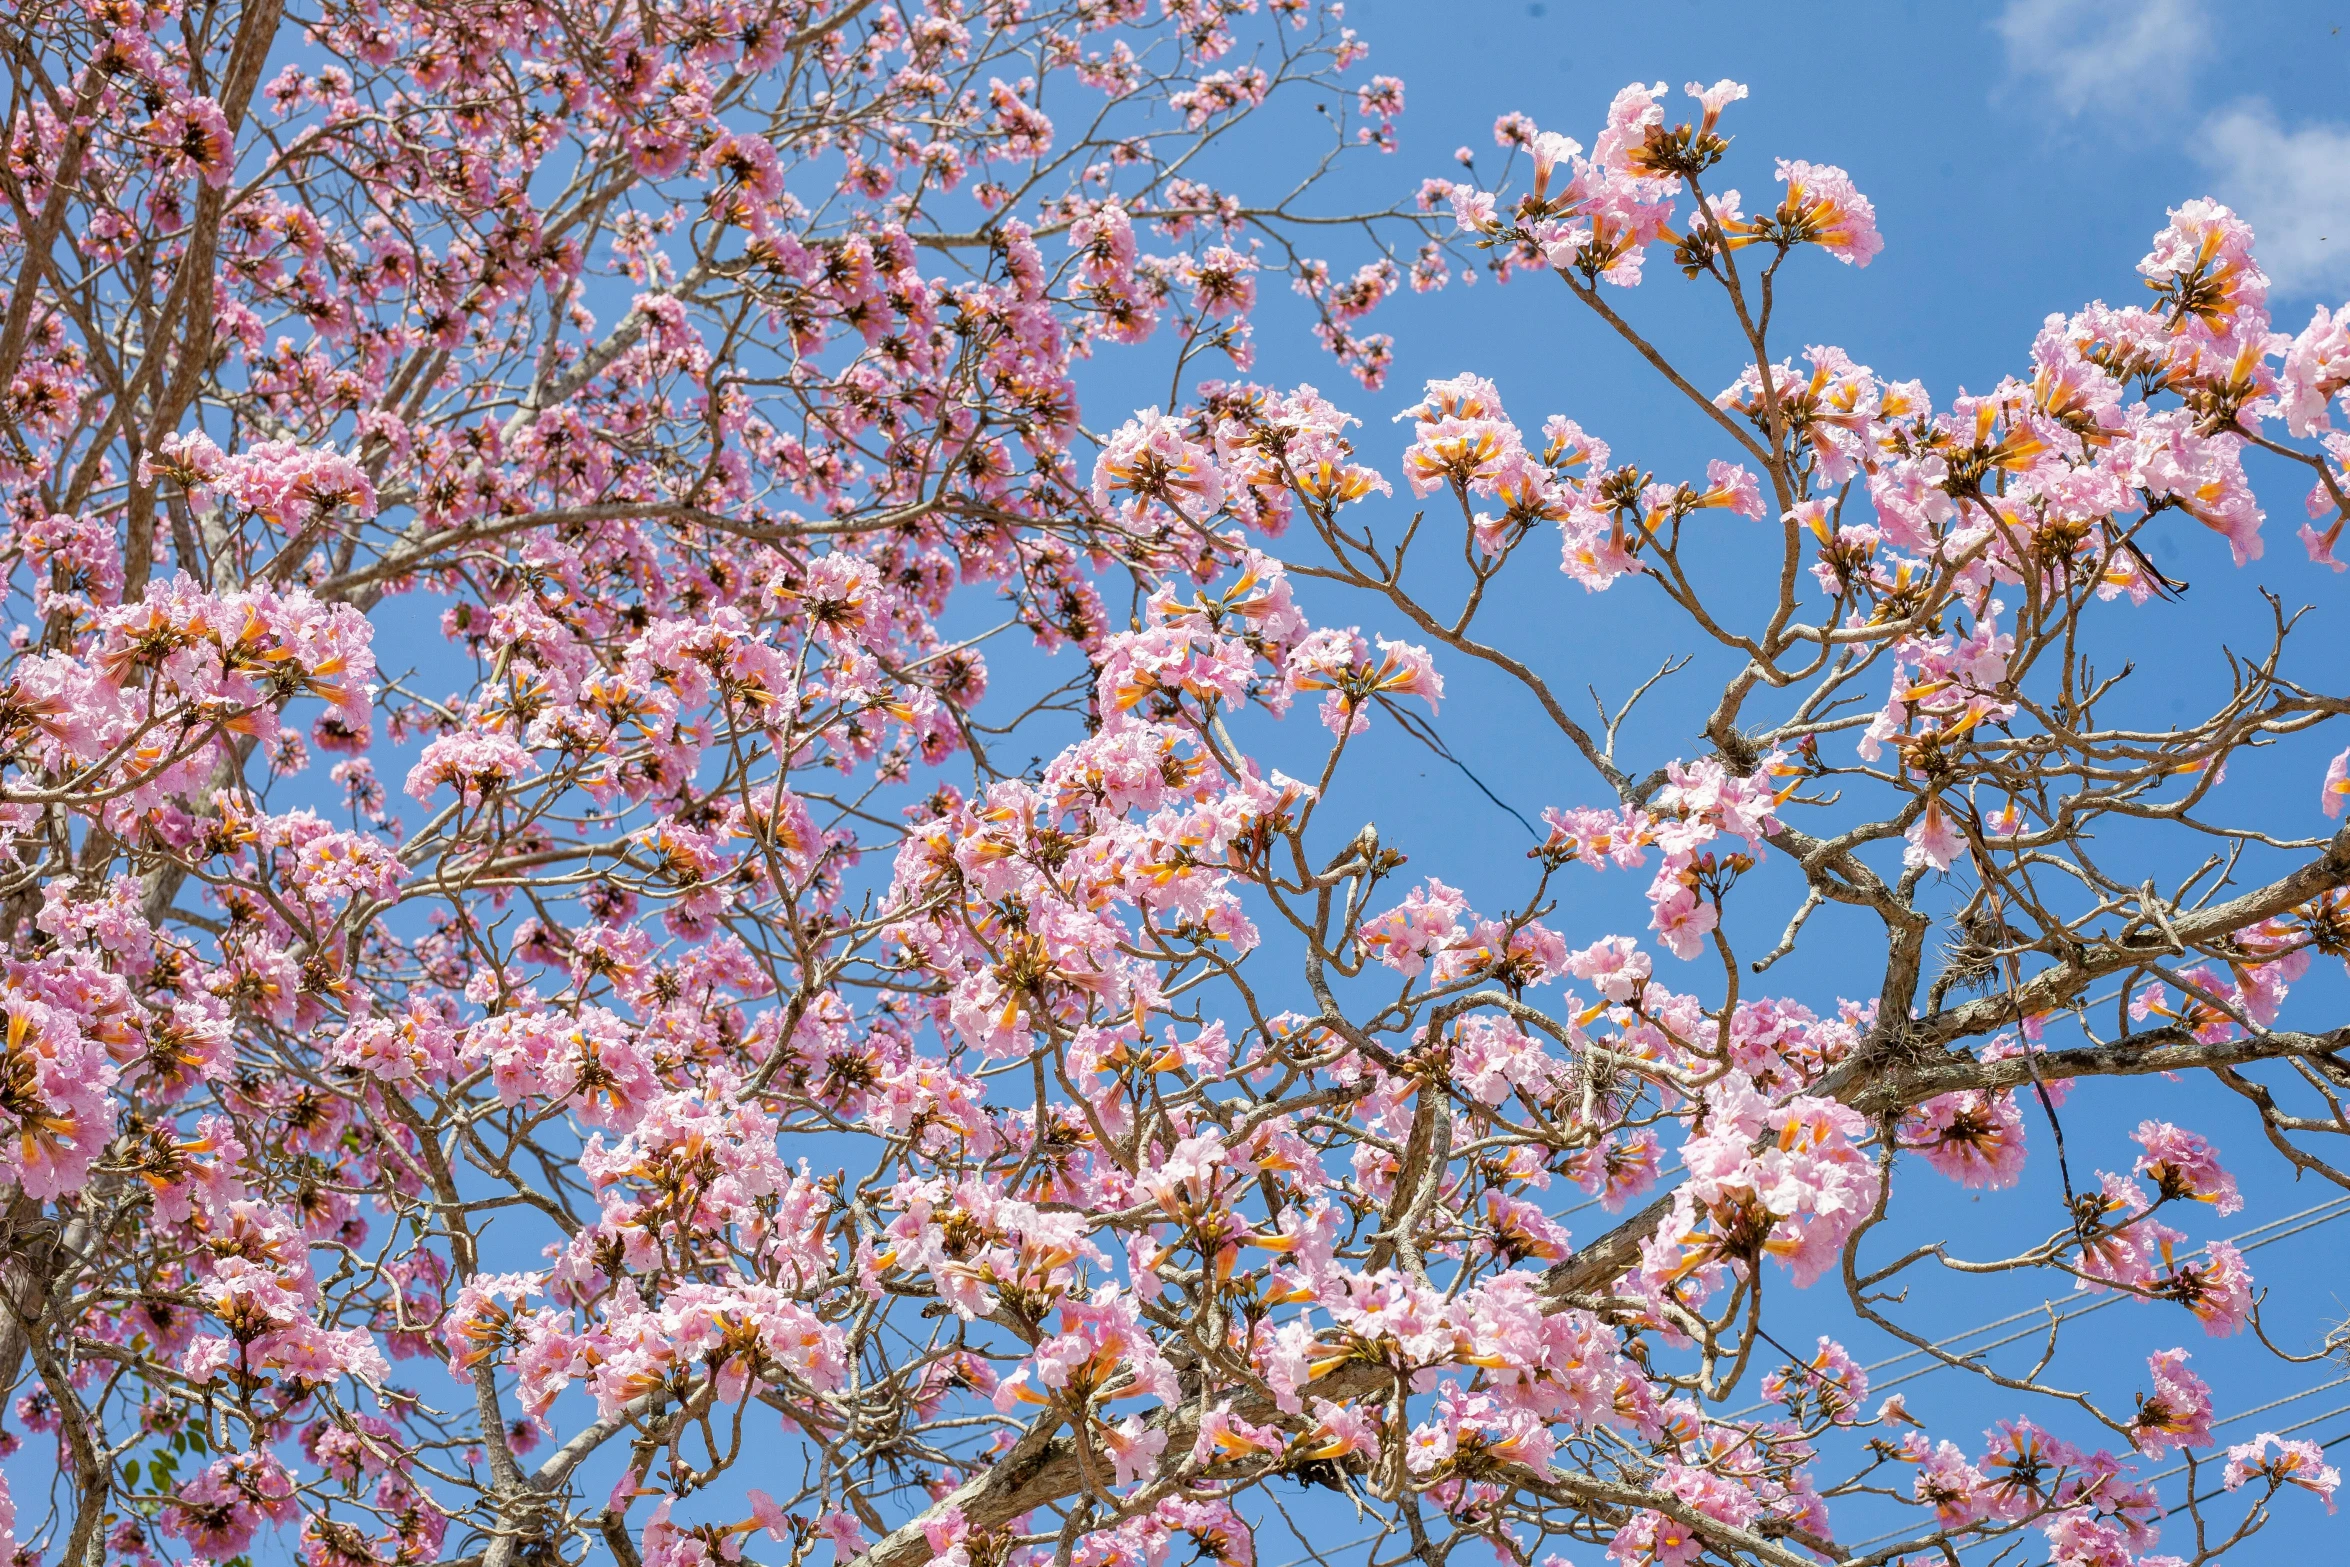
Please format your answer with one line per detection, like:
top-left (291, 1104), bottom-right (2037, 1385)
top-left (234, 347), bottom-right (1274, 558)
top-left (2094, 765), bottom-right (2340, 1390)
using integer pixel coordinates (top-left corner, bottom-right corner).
top-left (1651, 753), bottom-right (1784, 850)
top-left (161, 1454), bottom-right (298, 1559)
top-left (2157, 1239), bottom-right (2255, 1336)
top-left (2224, 1432), bottom-right (2340, 1510)
top-left (1647, 881), bottom-right (1718, 960)
top-left (139, 429), bottom-right (229, 499)
top-left (1529, 130), bottom-right (1582, 204)
top-left (1544, 806), bottom-right (1652, 870)
top-left (1979, 1419), bottom-right (2079, 1523)
top-left (773, 551), bottom-right (887, 650)
top-left (1760, 1336), bottom-right (1868, 1424)
top-left (745, 1490), bottom-right (792, 1542)
top-left (1449, 185), bottom-right (1497, 235)
top-left (2301, 510), bottom-right (2348, 572)
top-left (1367, 637), bottom-right (1442, 706)
top-left (0, 998), bottom-right (119, 1200)
top-left (404, 731), bottom-right (536, 807)
top-left (1028, 1289), bottom-right (1179, 1411)
top-left (1100, 1415), bottom-right (1167, 1487)
top-left (1559, 506), bottom-right (1643, 589)
top-left (1098, 625), bottom-right (1257, 725)
top-left (986, 77), bottom-right (1055, 157)
top-left (820, 1511), bottom-right (866, 1560)
top-left (1192, 1403), bottom-right (1284, 1464)
top-left (2281, 303), bottom-right (2350, 435)
top-left (1564, 934), bottom-right (1651, 1000)
top-left (1591, 81), bottom-right (1667, 174)
top-left (1285, 628), bottom-right (1442, 733)
top-left (440, 1272), bottom-right (546, 1379)
top-left (1361, 879), bottom-right (1470, 976)
top-left (1913, 1439), bottom-right (1991, 1529)
top-left (1429, 915), bottom-right (1565, 991)
top-left (218, 439), bottom-right (379, 527)
top-left (1684, 78), bottom-right (1748, 138)
top-left (2131, 1120), bottom-right (2242, 1214)
top-left (1903, 793), bottom-right (1968, 871)
top-left (154, 96), bottom-right (236, 189)
top-left (1688, 459), bottom-right (1764, 518)
top-left (1184, 246), bottom-right (1258, 317)
top-left (1902, 1088), bottom-right (2027, 1189)
top-left (1301, 1396), bottom-right (1382, 1463)
top-left (2138, 198), bottom-right (2268, 347)
top-left (1092, 409), bottom-right (1228, 523)
top-left (2040, 1514), bottom-right (2142, 1567)
top-left (1409, 1384), bottom-right (1555, 1479)
top-left (2324, 746), bottom-right (2350, 817)
top-left (1606, 1509), bottom-right (1700, 1567)
top-left (1169, 69), bottom-right (1270, 128)
top-left (1355, 75), bottom-right (1403, 121)
top-left (1069, 198), bottom-right (1137, 287)
top-left (2128, 1348), bottom-right (2212, 1457)
top-left (698, 131), bottom-right (785, 206)
top-left (1595, 1132), bottom-right (1661, 1210)
top-left (1396, 372), bottom-right (1521, 496)
top-left (1480, 1189), bottom-right (1571, 1262)
top-left (1765, 160), bottom-right (1883, 266)
top-left (1645, 1086), bottom-right (1879, 1293)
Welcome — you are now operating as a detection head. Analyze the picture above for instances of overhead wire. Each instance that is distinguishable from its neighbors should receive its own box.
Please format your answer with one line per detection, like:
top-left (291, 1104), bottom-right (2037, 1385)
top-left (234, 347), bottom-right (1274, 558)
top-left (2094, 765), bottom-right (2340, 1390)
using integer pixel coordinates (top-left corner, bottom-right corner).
top-left (1836, 1394), bottom-right (2350, 1554)
top-left (1265, 1040), bottom-right (2349, 1567)
top-left (2144, 1390), bottom-right (2350, 1489)
top-left (1726, 1194), bottom-right (2350, 1419)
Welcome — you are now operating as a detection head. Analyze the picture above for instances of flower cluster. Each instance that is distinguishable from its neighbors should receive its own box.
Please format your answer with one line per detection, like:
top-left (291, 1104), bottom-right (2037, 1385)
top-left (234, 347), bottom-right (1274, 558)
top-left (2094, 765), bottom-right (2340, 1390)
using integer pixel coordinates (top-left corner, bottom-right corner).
top-left (2, 31), bottom-right (2346, 1567)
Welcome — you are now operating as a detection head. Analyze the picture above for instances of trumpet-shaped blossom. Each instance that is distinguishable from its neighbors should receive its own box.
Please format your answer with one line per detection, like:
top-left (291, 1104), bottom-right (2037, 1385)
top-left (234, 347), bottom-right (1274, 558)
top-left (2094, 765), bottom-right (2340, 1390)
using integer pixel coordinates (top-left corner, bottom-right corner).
top-left (3, 35), bottom-right (2346, 1567)
top-left (2132, 1121), bottom-right (2243, 1214)
top-left (2224, 1434), bottom-right (2340, 1510)
top-left (2128, 1349), bottom-right (2213, 1457)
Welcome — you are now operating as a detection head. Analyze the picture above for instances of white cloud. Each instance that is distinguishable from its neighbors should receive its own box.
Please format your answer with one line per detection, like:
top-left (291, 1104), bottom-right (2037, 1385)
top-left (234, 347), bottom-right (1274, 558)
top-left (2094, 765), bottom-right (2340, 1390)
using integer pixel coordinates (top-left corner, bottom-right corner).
top-left (2195, 101), bottom-right (2350, 299)
top-left (1995, 0), bottom-right (2206, 117)
top-left (1993, 0), bottom-right (2350, 299)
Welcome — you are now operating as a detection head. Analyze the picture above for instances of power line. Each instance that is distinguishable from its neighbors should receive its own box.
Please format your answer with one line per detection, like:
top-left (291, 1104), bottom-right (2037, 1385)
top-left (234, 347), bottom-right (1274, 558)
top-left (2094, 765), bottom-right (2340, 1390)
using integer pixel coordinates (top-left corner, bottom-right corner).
top-left (1726, 1195), bottom-right (2350, 1420)
top-left (1263, 1402), bottom-right (2350, 1567)
top-left (2145, 1392), bottom-right (2350, 1489)
top-left (1256, 1389), bottom-right (2350, 1567)
top-left (1264, 1177), bottom-right (2350, 1567)
top-left (1840, 1399), bottom-right (2350, 1554)
top-left (1858, 1195), bottom-right (2350, 1379)
top-left (2199, 1375), bottom-right (2350, 1439)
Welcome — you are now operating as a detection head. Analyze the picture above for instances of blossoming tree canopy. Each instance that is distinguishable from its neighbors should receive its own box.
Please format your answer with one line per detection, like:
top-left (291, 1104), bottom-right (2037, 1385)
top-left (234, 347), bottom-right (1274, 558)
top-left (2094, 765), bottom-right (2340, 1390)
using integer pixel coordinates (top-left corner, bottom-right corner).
top-left (3, 0), bottom-right (2350, 1560)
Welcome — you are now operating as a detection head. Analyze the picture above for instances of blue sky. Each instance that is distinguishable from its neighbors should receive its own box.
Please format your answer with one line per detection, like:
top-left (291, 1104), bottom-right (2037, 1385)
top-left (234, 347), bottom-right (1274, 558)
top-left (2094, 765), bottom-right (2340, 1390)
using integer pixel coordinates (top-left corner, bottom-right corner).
top-left (255, 4), bottom-right (2350, 1560)
top-left (1046, 1), bottom-right (2350, 1557)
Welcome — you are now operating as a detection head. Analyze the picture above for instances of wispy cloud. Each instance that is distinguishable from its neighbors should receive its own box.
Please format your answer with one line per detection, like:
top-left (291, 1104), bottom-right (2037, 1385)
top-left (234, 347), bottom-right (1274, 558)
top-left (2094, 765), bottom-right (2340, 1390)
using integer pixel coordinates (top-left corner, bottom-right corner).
top-left (1993, 0), bottom-right (2348, 299)
top-left (2195, 102), bottom-right (2350, 298)
top-left (1994, 0), bottom-right (2207, 117)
